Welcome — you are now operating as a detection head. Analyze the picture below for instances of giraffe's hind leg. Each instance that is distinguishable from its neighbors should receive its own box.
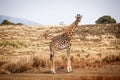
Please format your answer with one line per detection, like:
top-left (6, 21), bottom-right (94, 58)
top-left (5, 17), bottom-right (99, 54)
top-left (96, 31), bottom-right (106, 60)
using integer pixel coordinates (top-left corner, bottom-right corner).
top-left (67, 47), bottom-right (72, 73)
top-left (50, 51), bottom-right (56, 74)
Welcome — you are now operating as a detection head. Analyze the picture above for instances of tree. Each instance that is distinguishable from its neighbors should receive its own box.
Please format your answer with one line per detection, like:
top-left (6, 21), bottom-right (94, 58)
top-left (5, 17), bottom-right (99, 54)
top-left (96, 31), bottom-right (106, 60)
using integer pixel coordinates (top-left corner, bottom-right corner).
top-left (16, 23), bottom-right (23, 25)
top-left (59, 21), bottom-right (64, 25)
top-left (1, 20), bottom-right (15, 25)
top-left (95, 15), bottom-right (116, 24)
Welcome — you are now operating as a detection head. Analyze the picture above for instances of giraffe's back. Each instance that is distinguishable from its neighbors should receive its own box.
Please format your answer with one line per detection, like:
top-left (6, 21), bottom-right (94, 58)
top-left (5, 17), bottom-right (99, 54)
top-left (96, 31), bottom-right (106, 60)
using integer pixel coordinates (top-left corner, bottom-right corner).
top-left (50, 33), bottom-right (71, 50)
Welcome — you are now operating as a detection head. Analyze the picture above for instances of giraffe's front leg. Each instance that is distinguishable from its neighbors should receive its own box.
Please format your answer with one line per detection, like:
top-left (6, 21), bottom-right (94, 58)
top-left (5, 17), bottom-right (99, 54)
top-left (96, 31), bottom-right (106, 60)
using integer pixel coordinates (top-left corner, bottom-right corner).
top-left (52, 56), bottom-right (56, 74)
top-left (67, 57), bottom-right (72, 73)
top-left (67, 47), bottom-right (72, 73)
top-left (50, 53), bottom-right (56, 74)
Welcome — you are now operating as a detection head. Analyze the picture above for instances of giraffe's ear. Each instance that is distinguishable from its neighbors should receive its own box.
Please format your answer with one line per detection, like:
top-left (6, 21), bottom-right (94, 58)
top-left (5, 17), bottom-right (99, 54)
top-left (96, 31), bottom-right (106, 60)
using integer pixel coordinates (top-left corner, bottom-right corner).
top-left (75, 16), bottom-right (77, 19)
top-left (80, 15), bottom-right (83, 18)
top-left (75, 14), bottom-right (78, 18)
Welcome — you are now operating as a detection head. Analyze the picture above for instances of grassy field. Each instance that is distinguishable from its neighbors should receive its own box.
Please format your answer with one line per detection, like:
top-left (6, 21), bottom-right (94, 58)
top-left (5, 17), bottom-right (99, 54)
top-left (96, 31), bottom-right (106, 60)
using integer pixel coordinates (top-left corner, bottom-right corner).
top-left (0, 24), bottom-right (120, 80)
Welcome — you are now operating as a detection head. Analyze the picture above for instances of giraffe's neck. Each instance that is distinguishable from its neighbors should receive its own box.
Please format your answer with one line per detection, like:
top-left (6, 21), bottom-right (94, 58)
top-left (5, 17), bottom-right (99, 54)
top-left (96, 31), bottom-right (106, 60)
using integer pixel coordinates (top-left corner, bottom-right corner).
top-left (63, 20), bottom-right (79, 38)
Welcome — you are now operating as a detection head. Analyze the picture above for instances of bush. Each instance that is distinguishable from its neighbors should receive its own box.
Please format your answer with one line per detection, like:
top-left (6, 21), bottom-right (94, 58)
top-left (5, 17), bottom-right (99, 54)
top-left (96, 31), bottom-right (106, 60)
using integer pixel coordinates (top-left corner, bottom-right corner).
top-left (16, 23), bottom-right (23, 25)
top-left (0, 20), bottom-right (24, 25)
top-left (95, 15), bottom-right (116, 24)
top-left (1, 20), bottom-right (15, 25)
top-left (3, 62), bottom-right (32, 73)
top-left (32, 56), bottom-right (47, 68)
top-left (102, 54), bottom-right (120, 64)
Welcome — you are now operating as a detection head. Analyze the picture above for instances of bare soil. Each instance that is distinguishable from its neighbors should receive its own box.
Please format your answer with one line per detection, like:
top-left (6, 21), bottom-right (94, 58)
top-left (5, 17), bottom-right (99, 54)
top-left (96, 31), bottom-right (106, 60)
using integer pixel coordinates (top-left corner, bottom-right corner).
top-left (0, 64), bottom-right (120, 80)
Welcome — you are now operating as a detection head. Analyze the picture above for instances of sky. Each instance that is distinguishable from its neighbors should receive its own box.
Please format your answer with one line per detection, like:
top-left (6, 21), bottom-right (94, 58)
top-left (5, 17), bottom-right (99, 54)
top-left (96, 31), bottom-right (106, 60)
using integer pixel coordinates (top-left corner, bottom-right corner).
top-left (0, 0), bottom-right (120, 25)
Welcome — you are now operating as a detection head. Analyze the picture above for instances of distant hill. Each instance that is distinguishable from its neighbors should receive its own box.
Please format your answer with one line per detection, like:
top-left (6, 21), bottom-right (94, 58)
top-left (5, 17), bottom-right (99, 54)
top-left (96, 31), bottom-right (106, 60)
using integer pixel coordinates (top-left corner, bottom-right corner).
top-left (0, 15), bottom-right (40, 26)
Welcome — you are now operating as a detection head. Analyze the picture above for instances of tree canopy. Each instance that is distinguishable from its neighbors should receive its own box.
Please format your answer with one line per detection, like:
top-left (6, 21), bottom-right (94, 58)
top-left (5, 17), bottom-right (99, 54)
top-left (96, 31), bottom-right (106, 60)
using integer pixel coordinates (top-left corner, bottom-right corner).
top-left (95, 15), bottom-right (116, 24)
top-left (1, 20), bottom-right (23, 25)
top-left (1, 20), bottom-right (15, 25)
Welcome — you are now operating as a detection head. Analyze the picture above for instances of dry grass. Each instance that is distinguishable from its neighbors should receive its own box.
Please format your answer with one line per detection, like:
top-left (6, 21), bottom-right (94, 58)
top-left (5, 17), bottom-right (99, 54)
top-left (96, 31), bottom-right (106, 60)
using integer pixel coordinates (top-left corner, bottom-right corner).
top-left (0, 69), bottom-right (11, 75)
top-left (0, 24), bottom-right (120, 74)
top-left (0, 52), bottom-right (120, 74)
top-left (32, 55), bottom-right (50, 68)
top-left (0, 61), bottom-right (7, 67)
top-left (1, 59), bottom-right (33, 73)
top-left (102, 54), bottom-right (120, 64)
top-left (0, 41), bottom-right (27, 48)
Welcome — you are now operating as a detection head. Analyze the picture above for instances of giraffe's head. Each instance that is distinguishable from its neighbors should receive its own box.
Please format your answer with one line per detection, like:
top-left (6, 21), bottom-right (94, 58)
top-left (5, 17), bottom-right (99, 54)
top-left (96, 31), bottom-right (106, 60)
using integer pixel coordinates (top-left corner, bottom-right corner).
top-left (75, 14), bottom-right (82, 22)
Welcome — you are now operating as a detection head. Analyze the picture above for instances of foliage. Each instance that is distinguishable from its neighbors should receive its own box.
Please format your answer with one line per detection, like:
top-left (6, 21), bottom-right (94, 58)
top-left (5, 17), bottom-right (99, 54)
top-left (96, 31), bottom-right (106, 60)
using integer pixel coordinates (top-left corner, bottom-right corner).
top-left (102, 54), bottom-right (120, 63)
top-left (0, 20), bottom-right (24, 25)
top-left (1, 20), bottom-right (15, 25)
top-left (16, 23), bottom-right (23, 25)
top-left (95, 15), bottom-right (116, 24)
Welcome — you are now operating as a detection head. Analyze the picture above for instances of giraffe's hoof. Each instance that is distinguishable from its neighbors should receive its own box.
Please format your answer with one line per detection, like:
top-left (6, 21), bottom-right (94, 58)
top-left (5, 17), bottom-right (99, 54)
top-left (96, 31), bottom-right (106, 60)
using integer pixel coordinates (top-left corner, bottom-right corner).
top-left (67, 67), bottom-right (72, 73)
top-left (68, 70), bottom-right (72, 73)
top-left (67, 69), bottom-right (73, 73)
top-left (51, 71), bottom-right (56, 74)
top-left (70, 69), bottom-right (73, 72)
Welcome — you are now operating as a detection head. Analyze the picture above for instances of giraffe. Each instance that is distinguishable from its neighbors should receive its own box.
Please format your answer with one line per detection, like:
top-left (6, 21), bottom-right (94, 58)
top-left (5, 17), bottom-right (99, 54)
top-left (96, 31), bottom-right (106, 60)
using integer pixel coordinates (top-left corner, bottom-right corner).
top-left (50, 14), bottom-right (82, 74)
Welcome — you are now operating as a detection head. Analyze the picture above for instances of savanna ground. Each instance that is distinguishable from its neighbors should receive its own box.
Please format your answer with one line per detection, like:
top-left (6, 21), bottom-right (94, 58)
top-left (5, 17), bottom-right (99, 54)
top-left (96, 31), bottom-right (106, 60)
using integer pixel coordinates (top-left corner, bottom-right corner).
top-left (0, 24), bottom-right (120, 80)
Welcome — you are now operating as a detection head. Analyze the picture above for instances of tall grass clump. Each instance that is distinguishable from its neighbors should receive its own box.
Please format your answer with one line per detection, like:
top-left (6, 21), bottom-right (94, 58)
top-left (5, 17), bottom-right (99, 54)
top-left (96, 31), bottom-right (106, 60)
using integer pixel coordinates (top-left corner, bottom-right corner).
top-left (102, 54), bottom-right (120, 64)
top-left (32, 55), bottom-right (49, 68)
top-left (1, 58), bottom-right (33, 73)
top-left (0, 41), bottom-right (27, 48)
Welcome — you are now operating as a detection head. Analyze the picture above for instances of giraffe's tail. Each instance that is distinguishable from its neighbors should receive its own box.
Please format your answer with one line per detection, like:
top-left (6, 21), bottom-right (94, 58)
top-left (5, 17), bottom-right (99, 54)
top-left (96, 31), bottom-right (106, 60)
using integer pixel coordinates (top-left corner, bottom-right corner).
top-left (50, 54), bottom-right (53, 61)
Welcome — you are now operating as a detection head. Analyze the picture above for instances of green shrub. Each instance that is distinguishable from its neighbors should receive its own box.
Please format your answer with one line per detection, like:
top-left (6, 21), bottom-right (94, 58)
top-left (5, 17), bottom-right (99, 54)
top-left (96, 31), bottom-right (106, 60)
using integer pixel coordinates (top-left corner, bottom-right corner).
top-left (1, 20), bottom-right (15, 25)
top-left (95, 15), bottom-right (116, 24)
top-left (16, 23), bottom-right (23, 25)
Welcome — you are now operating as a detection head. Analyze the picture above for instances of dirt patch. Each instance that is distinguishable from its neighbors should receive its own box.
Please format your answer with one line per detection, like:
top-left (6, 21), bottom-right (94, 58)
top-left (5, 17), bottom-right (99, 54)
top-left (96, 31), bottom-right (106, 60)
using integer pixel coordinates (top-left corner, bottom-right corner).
top-left (0, 66), bottom-right (120, 80)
